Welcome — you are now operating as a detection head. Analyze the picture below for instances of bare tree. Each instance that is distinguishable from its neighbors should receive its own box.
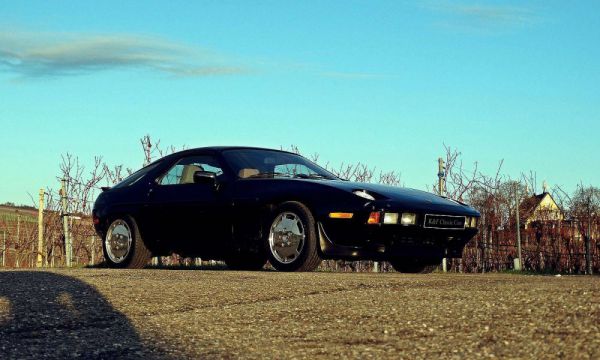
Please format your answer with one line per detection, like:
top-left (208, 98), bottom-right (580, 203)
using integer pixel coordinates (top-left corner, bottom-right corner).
top-left (282, 144), bottom-right (401, 186)
top-left (4, 139), bottom-right (597, 273)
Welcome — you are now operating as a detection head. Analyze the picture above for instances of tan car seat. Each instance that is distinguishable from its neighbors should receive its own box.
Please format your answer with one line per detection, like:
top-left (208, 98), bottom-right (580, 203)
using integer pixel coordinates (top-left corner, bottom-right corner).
top-left (238, 168), bottom-right (259, 178)
top-left (180, 165), bottom-right (204, 184)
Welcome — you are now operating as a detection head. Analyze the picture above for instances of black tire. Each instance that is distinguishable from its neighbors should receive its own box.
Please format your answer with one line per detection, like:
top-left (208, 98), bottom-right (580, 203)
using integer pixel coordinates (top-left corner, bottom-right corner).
top-left (389, 259), bottom-right (440, 274)
top-left (102, 216), bottom-right (152, 269)
top-left (225, 252), bottom-right (267, 270)
top-left (265, 201), bottom-right (321, 272)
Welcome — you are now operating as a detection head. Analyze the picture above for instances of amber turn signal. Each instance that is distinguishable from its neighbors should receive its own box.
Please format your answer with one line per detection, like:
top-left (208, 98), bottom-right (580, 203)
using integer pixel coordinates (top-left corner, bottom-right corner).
top-left (329, 212), bottom-right (354, 219)
top-left (367, 212), bottom-right (381, 224)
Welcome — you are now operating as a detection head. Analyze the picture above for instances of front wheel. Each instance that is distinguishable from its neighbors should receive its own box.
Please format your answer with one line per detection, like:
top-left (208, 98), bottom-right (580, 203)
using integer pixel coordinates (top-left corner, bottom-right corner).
top-left (389, 259), bottom-right (440, 273)
top-left (265, 202), bottom-right (321, 272)
top-left (102, 216), bottom-right (152, 269)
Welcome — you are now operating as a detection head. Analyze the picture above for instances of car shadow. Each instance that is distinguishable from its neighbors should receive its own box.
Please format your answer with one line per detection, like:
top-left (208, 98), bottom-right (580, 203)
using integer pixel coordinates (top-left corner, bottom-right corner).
top-left (0, 271), bottom-right (164, 359)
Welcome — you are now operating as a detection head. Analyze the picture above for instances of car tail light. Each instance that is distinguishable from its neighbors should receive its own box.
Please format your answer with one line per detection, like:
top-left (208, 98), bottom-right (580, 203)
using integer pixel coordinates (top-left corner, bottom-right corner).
top-left (93, 215), bottom-right (100, 225)
top-left (367, 212), bottom-right (381, 224)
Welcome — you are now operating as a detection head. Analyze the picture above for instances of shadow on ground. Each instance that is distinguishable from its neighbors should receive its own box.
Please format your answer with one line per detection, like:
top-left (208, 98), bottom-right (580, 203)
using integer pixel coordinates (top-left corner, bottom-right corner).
top-left (0, 271), bottom-right (163, 359)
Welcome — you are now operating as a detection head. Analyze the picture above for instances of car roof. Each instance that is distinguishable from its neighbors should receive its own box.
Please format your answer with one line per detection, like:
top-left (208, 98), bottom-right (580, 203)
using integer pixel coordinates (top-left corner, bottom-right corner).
top-left (163, 146), bottom-right (297, 159)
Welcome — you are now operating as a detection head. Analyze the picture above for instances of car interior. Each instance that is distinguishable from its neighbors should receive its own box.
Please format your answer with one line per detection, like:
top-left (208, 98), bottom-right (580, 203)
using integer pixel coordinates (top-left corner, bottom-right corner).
top-left (180, 165), bottom-right (204, 184)
top-left (238, 168), bottom-right (259, 178)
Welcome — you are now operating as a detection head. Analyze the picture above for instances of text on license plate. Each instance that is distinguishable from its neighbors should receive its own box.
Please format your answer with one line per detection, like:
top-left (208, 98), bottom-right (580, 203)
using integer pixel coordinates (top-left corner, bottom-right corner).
top-left (424, 214), bottom-right (466, 229)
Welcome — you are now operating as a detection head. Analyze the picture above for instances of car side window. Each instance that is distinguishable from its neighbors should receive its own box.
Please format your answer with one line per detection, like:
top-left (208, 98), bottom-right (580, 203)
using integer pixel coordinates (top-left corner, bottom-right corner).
top-left (158, 155), bottom-right (223, 185)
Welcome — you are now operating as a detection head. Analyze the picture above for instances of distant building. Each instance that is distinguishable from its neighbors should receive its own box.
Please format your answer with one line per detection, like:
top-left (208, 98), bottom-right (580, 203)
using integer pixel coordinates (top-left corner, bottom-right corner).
top-left (519, 191), bottom-right (564, 230)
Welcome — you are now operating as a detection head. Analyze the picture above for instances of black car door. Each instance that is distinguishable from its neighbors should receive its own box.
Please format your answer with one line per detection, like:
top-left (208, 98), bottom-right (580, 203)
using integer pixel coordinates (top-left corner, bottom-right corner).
top-left (145, 154), bottom-right (230, 256)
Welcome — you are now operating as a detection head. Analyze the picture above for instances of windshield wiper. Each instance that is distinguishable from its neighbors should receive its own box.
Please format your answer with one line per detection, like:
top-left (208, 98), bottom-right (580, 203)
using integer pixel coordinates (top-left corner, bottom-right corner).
top-left (247, 172), bottom-right (292, 179)
top-left (247, 172), bottom-right (334, 180)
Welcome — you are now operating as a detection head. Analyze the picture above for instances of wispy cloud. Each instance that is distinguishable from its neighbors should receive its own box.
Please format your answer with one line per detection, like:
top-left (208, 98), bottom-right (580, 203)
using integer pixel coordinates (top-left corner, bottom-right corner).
top-left (423, 1), bottom-right (537, 31)
top-left (0, 29), bottom-right (246, 79)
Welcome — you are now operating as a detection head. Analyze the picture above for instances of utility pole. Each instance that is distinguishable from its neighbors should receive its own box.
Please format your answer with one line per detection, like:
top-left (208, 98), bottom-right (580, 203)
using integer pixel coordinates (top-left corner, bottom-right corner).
top-left (438, 158), bottom-right (448, 272)
top-left (438, 158), bottom-right (446, 196)
top-left (586, 217), bottom-right (592, 275)
top-left (90, 236), bottom-right (95, 266)
top-left (514, 183), bottom-right (523, 271)
top-left (585, 194), bottom-right (593, 275)
top-left (50, 241), bottom-right (55, 268)
top-left (16, 210), bottom-right (20, 248)
top-left (61, 179), bottom-right (72, 267)
top-left (37, 189), bottom-right (45, 268)
top-left (2, 231), bottom-right (5, 267)
top-left (16, 211), bottom-right (20, 267)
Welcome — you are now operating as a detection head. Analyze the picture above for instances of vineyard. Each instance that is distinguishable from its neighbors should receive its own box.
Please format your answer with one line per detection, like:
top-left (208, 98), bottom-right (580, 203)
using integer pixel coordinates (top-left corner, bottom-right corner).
top-left (0, 137), bottom-right (598, 273)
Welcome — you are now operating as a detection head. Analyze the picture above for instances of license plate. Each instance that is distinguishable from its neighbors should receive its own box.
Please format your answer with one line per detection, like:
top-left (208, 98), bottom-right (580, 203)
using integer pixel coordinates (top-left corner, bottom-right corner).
top-left (424, 214), bottom-right (466, 229)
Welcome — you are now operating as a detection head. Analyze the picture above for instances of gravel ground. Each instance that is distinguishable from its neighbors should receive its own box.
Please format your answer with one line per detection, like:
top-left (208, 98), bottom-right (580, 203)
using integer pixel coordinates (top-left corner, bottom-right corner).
top-left (0, 269), bottom-right (599, 359)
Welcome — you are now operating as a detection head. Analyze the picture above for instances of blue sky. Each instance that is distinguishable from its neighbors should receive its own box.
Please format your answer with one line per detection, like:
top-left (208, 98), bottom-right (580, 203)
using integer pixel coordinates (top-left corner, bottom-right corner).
top-left (0, 1), bottom-right (598, 204)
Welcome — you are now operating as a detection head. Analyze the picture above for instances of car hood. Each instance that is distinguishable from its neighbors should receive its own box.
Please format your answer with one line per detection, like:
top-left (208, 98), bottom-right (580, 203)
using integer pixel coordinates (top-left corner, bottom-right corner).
top-left (320, 180), bottom-right (478, 214)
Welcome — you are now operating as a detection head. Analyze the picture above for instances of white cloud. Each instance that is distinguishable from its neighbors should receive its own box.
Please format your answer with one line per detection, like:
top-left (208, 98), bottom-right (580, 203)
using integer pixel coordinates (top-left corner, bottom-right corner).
top-left (0, 30), bottom-right (246, 78)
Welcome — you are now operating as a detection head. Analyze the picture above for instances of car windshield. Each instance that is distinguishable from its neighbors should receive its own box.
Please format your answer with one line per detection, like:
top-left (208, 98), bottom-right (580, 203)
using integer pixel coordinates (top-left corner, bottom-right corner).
top-left (223, 149), bottom-right (338, 180)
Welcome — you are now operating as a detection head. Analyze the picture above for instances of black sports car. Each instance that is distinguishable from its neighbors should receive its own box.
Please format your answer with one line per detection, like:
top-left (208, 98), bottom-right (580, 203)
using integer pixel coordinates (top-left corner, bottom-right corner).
top-left (93, 147), bottom-right (480, 272)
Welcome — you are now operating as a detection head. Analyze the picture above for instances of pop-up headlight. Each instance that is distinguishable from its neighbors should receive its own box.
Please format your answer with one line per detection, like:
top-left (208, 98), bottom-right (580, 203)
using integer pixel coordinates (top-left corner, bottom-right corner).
top-left (353, 190), bottom-right (375, 201)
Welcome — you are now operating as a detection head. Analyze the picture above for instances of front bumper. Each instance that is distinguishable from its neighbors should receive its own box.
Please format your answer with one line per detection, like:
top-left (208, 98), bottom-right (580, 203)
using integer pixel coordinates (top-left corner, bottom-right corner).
top-left (317, 220), bottom-right (478, 261)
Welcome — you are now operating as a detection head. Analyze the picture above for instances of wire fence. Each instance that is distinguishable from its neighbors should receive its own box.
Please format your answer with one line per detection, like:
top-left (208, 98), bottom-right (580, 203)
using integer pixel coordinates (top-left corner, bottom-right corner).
top-left (0, 209), bottom-right (101, 268)
top-left (1, 205), bottom-right (598, 274)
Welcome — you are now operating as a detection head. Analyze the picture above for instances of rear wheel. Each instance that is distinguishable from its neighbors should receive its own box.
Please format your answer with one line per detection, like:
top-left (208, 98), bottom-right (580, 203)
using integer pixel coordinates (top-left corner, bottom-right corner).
top-left (389, 259), bottom-right (440, 273)
top-left (266, 202), bottom-right (321, 272)
top-left (103, 216), bottom-right (151, 269)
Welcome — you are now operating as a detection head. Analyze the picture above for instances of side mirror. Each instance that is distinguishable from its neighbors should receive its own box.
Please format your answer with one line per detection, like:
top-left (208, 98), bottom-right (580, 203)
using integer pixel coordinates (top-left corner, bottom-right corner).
top-left (193, 171), bottom-right (217, 187)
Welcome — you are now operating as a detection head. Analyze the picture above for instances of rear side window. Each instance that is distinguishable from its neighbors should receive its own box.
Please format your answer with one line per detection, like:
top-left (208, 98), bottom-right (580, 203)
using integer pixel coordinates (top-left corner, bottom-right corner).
top-left (158, 155), bottom-right (223, 185)
top-left (112, 163), bottom-right (159, 189)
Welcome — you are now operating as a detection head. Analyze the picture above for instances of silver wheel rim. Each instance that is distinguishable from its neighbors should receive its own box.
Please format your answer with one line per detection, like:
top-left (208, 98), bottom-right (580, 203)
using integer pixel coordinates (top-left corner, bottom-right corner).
top-left (105, 219), bottom-right (132, 264)
top-left (268, 211), bottom-right (306, 264)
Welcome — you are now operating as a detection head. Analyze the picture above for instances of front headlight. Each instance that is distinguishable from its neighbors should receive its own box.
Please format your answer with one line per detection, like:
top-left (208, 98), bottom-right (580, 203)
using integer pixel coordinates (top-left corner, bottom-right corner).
top-left (400, 213), bottom-right (417, 226)
top-left (353, 190), bottom-right (375, 201)
top-left (383, 212), bottom-right (399, 224)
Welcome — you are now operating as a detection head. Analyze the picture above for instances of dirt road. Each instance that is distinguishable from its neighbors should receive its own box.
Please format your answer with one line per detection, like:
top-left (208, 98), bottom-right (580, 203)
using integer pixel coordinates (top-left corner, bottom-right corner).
top-left (0, 269), bottom-right (598, 359)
